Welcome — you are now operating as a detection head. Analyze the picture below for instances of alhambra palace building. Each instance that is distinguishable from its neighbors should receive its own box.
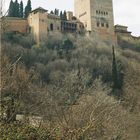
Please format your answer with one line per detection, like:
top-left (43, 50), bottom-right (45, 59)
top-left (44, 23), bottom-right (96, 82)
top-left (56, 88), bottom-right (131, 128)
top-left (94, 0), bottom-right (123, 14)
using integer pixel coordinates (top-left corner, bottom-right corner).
top-left (2, 0), bottom-right (140, 44)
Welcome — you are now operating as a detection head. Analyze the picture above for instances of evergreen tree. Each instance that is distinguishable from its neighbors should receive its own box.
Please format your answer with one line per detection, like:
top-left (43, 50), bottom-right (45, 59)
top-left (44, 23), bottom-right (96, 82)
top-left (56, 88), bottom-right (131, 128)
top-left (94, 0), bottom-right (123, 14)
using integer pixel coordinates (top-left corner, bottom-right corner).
top-left (19, 0), bottom-right (23, 18)
top-left (14, 0), bottom-right (20, 17)
top-left (112, 46), bottom-right (119, 90)
top-left (24, 0), bottom-right (32, 18)
top-left (54, 8), bottom-right (57, 15)
top-left (63, 10), bottom-right (67, 20)
top-left (50, 10), bottom-right (54, 14)
top-left (54, 8), bottom-right (59, 15)
top-left (60, 11), bottom-right (63, 19)
top-left (8, 0), bottom-right (14, 17)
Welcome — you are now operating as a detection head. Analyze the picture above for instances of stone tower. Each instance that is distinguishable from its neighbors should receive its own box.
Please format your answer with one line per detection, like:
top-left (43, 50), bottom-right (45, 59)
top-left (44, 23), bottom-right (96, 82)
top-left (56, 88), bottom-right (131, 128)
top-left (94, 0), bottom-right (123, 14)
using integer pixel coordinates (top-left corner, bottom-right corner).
top-left (74, 0), bottom-right (115, 44)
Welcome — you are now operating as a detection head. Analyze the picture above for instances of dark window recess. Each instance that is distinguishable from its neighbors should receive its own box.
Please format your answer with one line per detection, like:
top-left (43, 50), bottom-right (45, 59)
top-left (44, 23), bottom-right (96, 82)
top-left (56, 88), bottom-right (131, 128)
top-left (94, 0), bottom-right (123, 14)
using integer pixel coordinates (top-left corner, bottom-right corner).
top-left (50, 23), bottom-right (53, 31)
top-left (101, 23), bottom-right (104, 27)
top-left (97, 22), bottom-right (100, 27)
top-left (106, 23), bottom-right (109, 28)
top-left (29, 27), bottom-right (31, 33)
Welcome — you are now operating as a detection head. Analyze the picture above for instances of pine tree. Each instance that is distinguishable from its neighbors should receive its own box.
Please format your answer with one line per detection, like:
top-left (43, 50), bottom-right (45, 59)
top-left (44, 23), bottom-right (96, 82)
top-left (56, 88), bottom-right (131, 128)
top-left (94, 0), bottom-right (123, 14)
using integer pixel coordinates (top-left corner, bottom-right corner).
top-left (24, 0), bottom-right (32, 18)
top-left (19, 0), bottom-right (23, 18)
top-left (8, 0), bottom-right (14, 17)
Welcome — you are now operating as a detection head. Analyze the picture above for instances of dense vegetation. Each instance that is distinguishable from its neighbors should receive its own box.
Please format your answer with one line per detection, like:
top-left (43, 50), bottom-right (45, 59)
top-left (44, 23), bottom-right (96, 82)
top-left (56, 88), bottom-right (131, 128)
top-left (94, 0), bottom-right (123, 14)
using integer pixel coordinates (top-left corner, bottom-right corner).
top-left (1, 32), bottom-right (140, 139)
top-left (118, 36), bottom-right (140, 52)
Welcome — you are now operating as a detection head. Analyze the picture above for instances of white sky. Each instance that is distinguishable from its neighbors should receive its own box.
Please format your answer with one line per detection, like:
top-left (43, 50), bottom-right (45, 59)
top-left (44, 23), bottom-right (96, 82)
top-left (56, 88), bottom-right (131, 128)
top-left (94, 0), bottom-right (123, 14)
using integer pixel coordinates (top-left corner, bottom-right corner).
top-left (2, 0), bottom-right (140, 36)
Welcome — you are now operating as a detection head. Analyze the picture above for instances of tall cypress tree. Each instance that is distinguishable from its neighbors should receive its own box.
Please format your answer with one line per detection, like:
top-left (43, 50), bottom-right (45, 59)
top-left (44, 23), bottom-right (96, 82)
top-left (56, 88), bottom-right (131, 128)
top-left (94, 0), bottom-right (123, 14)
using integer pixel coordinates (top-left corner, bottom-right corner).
top-left (54, 8), bottom-right (57, 15)
top-left (13, 0), bottom-right (20, 17)
top-left (60, 11), bottom-right (63, 19)
top-left (50, 10), bottom-right (54, 14)
top-left (8, 0), bottom-right (14, 17)
top-left (54, 9), bottom-right (59, 15)
top-left (112, 46), bottom-right (119, 90)
top-left (63, 11), bottom-right (67, 20)
top-left (19, 0), bottom-right (23, 18)
top-left (24, 0), bottom-right (32, 18)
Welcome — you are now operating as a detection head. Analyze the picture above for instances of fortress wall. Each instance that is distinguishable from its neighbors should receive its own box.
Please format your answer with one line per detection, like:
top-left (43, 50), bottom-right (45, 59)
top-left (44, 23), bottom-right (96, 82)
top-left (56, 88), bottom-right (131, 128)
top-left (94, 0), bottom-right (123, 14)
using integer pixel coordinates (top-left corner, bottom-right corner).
top-left (5, 18), bottom-right (28, 34)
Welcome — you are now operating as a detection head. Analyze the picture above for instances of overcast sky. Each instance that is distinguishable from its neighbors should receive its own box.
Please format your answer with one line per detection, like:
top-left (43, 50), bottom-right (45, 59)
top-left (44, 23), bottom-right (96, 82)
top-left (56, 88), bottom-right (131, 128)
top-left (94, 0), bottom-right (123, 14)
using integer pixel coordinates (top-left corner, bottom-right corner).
top-left (3, 0), bottom-right (140, 36)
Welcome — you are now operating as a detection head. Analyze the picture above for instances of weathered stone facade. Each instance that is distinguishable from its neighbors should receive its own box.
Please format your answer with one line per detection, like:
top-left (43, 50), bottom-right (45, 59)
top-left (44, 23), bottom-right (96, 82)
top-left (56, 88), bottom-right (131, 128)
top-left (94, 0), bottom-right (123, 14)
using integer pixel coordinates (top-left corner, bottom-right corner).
top-left (2, 17), bottom-right (28, 34)
top-left (28, 7), bottom-right (61, 43)
top-left (75, 0), bottom-right (114, 34)
top-left (75, 0), bottom-right (116, 44)
top-left (28, 7), bottom-right (84, 43)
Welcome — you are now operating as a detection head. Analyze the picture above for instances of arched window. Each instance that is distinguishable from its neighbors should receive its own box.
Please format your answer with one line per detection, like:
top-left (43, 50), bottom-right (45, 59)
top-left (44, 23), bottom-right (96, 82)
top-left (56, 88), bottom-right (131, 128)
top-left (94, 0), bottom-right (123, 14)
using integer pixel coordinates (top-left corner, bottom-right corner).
top-left (50, 23), bottom-right (53, 31)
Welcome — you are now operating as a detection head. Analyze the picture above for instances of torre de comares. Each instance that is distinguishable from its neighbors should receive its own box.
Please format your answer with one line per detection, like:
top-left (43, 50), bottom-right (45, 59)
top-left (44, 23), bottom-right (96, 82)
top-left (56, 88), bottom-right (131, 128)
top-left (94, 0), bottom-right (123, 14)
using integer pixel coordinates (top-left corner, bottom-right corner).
top-left (75, 0), bottom-right (114, 33)
top-left (75, 0), bottom-right (116, 43)
top-left (3, 0), bottom-right (140, 45)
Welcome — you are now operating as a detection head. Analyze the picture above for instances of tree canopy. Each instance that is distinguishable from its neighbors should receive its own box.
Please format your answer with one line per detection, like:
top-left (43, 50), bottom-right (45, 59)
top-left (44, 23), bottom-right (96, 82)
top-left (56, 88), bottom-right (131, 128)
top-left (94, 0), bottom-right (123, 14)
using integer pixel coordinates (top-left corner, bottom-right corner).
top-left (24, 0), bottom-right (32, 18)
top-left (19, 1), bottom-right (23, 18)
top-left (8, 0), bottom-right (32, 18)
top-left (8, 0), bottom-right (14, 17)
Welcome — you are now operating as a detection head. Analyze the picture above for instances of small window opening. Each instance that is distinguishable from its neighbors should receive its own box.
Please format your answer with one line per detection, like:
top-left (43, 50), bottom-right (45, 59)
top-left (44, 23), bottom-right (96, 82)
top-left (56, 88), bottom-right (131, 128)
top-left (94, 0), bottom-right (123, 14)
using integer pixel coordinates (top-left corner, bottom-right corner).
top-left (106, 23), bottom-right (109, 28)
top-left (50, 23), bottom-right (53, 31)
top-left (101, 23), bottom-right (104, 27)
top-left (97, 22), bottom-right (100, 27)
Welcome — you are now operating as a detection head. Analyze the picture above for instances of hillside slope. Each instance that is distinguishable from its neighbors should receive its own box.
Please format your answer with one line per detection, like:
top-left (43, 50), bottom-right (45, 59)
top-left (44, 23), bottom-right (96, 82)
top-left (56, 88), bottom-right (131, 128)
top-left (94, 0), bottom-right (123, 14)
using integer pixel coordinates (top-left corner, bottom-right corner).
top-left (1, 33), bottom-right (140, 140)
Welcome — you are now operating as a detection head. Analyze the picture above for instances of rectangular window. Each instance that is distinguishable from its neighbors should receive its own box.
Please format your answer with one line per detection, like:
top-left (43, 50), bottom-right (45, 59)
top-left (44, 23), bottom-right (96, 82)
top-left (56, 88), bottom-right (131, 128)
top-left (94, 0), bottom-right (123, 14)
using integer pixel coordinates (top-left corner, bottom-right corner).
top-left (101, 23), bottom-right (104, 27)
top-left (97, 22), bottom-right (100, 27)
top-left (106, 23), bottom-right (109, 28)
top-left (96, 10), bottom-right (98, 14)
